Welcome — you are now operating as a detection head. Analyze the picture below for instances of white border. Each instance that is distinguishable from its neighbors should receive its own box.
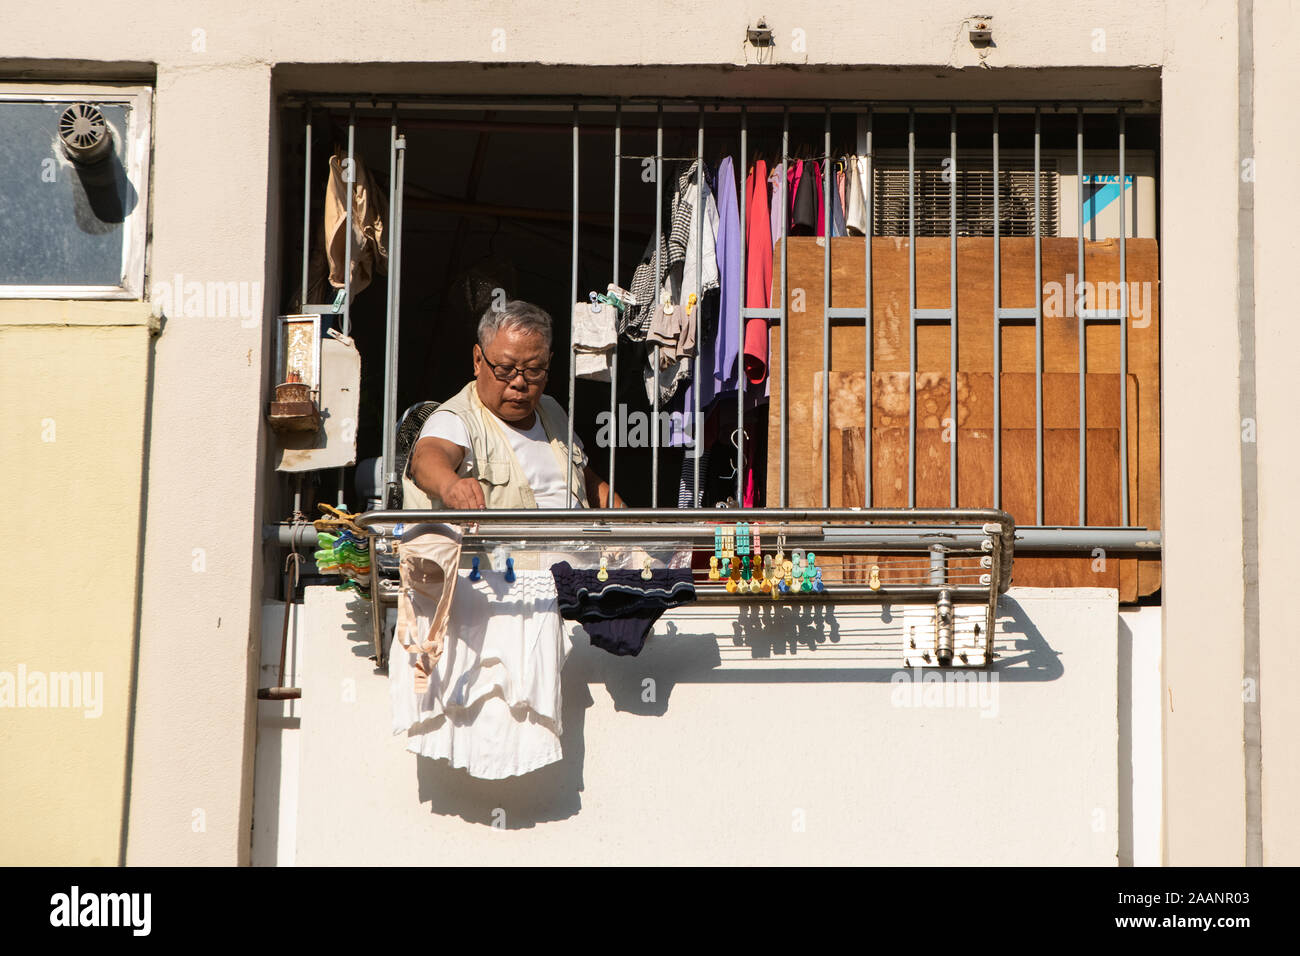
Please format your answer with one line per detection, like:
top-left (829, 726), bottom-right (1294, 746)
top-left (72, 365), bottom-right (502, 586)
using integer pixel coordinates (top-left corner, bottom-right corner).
top-left (0, 83), bottom-right (152, 300)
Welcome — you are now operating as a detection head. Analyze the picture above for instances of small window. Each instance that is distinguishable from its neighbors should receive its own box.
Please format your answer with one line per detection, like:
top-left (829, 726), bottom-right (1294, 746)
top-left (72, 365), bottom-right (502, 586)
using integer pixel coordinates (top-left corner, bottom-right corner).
top-left (0, 84), bottom-right (152, 299)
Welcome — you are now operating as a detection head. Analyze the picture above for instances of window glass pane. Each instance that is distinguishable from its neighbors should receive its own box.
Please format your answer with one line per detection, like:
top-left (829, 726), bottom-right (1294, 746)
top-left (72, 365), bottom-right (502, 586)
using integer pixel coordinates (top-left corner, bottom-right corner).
top-left (0, 101), bottom-right (136, 287)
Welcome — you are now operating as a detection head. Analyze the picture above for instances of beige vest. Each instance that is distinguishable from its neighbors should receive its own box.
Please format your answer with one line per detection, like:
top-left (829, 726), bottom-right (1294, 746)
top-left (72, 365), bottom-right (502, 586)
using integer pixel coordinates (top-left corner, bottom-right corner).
top-left (402, 380), bottom-right (589, 511)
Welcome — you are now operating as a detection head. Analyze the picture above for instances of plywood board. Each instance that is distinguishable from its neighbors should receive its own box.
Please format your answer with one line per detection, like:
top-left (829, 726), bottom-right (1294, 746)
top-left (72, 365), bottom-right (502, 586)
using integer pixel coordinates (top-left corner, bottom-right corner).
top-left (768, 237), bottom-right (1160, 600)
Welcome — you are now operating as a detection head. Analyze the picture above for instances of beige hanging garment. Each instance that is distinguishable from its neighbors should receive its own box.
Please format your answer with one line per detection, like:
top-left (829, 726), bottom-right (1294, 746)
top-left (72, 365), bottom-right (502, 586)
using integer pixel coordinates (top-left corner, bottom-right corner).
top-left (325, 147), bottom-right (389, 298)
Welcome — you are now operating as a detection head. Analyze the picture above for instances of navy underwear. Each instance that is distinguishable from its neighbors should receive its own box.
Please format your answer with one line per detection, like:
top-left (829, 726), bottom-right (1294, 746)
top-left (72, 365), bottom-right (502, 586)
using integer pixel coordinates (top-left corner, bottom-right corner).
top-left (549, 561), bottom-right (696, 656)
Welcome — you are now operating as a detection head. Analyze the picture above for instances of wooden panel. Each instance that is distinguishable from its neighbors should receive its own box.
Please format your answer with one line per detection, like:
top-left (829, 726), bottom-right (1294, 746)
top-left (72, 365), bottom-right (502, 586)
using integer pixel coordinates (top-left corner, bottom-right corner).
top-left (770, 236), bottom-right (1160, 600)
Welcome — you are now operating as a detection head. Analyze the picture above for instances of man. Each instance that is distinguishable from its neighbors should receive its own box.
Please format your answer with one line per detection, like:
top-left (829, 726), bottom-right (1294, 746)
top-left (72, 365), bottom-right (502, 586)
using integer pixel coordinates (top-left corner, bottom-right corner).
top-left (405, 300), bottom-right (623, 510)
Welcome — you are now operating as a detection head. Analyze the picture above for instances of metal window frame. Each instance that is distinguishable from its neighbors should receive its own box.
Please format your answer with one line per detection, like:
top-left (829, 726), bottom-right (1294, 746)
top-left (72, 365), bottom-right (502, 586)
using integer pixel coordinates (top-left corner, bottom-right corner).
top-left (0, 84), bottom-right (153, 300)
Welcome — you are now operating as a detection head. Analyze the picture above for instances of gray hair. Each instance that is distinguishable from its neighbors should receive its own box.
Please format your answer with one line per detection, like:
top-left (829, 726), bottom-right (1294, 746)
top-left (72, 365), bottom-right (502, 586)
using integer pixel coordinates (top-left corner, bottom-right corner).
top-left (477, 300), bottom-right (553, 350)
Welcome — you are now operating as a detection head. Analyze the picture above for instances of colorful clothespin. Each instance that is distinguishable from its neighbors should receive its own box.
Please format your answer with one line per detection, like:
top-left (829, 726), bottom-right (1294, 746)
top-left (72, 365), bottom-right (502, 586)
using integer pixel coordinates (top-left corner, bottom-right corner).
top-left (686, 292), bottom-right (698, 316)
top-left (588, 290), bottom-right (602, 312)
top-left (504, 557), bottom-right (515, 583)
top-left (662, 291), bottom-right (674, 315)
top-left (812, 567), bottom-right (825, 593)
top-left (597, 553), bottom-right (609, 582)
top-left (469, 555), bottom-right (482, 581)
top-left (869, 564), bottom-right (881, 591)
top-left (642, 558), bottom-right (654, 580)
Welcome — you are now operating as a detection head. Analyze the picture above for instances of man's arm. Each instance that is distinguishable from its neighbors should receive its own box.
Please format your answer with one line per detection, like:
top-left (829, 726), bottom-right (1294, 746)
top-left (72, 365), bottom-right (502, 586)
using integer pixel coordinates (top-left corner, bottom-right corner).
top-left (408, 437), bottom-right (486, 509)
top-left (583, 463), bottom-right (625, 509)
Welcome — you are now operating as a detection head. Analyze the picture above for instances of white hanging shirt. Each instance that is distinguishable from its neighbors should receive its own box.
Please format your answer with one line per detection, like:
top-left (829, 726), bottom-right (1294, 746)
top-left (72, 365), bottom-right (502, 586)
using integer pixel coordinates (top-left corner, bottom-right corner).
top-left (419, 405), bottom-right (587, 508)
top-left (390, 569), bottom-right (572, 779)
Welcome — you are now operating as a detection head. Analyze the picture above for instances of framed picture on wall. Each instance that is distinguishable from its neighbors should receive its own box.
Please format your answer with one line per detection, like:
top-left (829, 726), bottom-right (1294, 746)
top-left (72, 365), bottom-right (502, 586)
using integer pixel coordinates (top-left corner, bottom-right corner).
top-left (275, 314), bottom-right (322, 395)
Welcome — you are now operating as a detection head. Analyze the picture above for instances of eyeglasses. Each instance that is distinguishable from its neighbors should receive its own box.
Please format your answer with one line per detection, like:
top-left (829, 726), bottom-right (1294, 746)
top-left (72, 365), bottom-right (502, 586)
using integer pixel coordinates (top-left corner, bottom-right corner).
top-left (478, 346), bottom-right (549, 384)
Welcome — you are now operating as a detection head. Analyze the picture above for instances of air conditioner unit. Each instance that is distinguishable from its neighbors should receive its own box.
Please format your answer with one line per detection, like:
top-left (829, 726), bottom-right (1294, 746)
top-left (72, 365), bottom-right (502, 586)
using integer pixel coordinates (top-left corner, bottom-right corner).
top-left (868, 149), bottom-right (1156, 241)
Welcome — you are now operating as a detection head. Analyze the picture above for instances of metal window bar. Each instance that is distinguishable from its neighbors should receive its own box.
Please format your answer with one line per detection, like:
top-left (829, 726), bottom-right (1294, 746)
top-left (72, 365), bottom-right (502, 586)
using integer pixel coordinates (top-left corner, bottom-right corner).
top-left (609, 106), bottom-right (621, 505)
top-left (1077, 107), bottom-right (1086, 526)
top-left (949, 107), bottom-right (958, 508)
top-left (1118, 106), bottom-right (1130, 526)
top-left (907, 108), bottom-right (917, 509)
top-left (380, 108), bottom-right (406, 508)
top-left (738, 107), bottom-right (748, 506)
top-left (652, 105), bottom-right (663, 507)
top-left (567, 105), bottom-right (578, 507)
top-left (1034, 106), bottom-right (1044, 526)
top-left (864, 109), bottom-right (873, 508)
top-left (339, 103), bottom-right (356, 508)
top-left (992, 107), bottom-right (1002, 510)
top-left (822, 107), bottom-right (831, 508)
top-left (695, 106), bottom-right (704, 504)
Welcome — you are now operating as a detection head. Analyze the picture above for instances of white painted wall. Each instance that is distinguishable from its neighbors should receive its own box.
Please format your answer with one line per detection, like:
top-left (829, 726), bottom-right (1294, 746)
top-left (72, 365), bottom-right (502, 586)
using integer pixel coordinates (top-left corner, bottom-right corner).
top-left (255, 585), bottom-right (1132, 865)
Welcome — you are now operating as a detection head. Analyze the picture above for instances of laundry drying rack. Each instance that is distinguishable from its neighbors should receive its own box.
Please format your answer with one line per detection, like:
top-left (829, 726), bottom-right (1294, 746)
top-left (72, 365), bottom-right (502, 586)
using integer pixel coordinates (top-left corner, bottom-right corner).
top-left (352, 506), bottom-right (1016, 669)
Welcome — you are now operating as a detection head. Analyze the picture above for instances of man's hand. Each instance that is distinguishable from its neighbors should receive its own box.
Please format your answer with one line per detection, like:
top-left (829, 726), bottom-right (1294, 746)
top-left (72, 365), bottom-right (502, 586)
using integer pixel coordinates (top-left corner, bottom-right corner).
top-left (410, 436), bottom-right (485, 510)
top-left (440, 476), bottom-right (486, 510)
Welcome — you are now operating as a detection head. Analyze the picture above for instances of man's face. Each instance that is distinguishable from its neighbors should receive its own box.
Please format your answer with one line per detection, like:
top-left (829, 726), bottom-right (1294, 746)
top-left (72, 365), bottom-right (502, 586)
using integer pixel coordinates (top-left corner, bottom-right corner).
top-left (473, 324), bottom-right (551, 424)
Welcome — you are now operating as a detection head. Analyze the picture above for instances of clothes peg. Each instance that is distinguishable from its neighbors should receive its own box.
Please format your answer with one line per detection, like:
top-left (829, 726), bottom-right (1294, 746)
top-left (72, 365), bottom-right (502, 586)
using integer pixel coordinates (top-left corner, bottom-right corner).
top-left (588, 290), bottom-right (602, 312)
top-left (812, 567), bottom-right (825, 593)
top-left (597, 553), bottom-right (609, 582)
top-left (726, 576), bottom-right (739, 594)
top-left (741, 555), bottom-right (752, 581)
top-left (469, 555), bottom-right (482, 581)
top-left (662, 291), bottom-right (674, 316)
top-left (504, 557), bottom-right (515, 583)
top-left (869, 564), bottom-right (881, 591)
top-left (721, 554), bottom-right (731, 577)
top-left (708, 555), bottom-right (720, 580)
top-left (607, 283), bottom-right (637, 306)
top-left (642, 558), bottom-right (654, 580)
top-left (686, 292), bottom-right (698, 316)
top-left (782, 558), bottom-right (794, 591)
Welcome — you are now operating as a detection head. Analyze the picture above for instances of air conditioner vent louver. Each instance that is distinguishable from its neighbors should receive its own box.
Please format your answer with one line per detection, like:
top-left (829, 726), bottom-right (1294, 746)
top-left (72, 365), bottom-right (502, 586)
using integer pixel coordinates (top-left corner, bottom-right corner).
top-left (58, 103), bottom-right (112, 165)
top-left (872, 151), bottom-right (1058, 238)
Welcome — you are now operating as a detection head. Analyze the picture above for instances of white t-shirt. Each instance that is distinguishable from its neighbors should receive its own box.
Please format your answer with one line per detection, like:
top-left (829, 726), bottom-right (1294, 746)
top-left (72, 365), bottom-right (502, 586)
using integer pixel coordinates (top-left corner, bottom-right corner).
top-left (417, 405), bottom-right (586, 508)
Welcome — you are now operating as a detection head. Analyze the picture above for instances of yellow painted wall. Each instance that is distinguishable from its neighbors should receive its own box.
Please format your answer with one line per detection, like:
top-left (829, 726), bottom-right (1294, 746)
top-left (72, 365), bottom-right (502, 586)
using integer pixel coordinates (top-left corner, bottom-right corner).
top-left (0, 300), bottom-right (155, 865)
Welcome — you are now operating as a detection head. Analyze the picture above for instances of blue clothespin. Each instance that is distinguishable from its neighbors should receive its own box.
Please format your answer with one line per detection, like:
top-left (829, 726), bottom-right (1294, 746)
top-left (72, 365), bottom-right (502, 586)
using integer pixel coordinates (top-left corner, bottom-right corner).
top-left (469, 555), bottom-right (481, 581)
top-left (504, 557), bottom-right (516, 583)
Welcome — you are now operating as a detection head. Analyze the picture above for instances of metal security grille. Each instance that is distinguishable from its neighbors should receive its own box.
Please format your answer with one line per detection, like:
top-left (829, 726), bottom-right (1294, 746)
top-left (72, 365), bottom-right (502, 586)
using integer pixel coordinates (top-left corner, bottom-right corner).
top-left (873, 151), bottom-right (1059, 237)
top-left (277, 95), bottom-right (1159, 536)
top-left (272, 94), bottom-right (1166, 664)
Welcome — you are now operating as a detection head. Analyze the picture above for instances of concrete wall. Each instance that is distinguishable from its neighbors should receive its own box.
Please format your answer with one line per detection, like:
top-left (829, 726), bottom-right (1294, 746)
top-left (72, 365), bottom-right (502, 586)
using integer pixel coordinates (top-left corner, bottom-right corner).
top-left (3, 0), bottom-right (1296, 865)
top-left (256, 586), bottom-right (1123, 866)
top-left (0, 301), bottom-right (156, 865)
top-left (1252, 0), bottom-right (1300, 867)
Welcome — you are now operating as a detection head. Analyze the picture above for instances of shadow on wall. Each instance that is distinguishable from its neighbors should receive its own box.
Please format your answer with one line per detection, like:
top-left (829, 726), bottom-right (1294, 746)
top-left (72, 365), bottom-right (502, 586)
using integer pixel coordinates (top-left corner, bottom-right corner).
top-left (404, 594), bottom-right (1061, 829)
